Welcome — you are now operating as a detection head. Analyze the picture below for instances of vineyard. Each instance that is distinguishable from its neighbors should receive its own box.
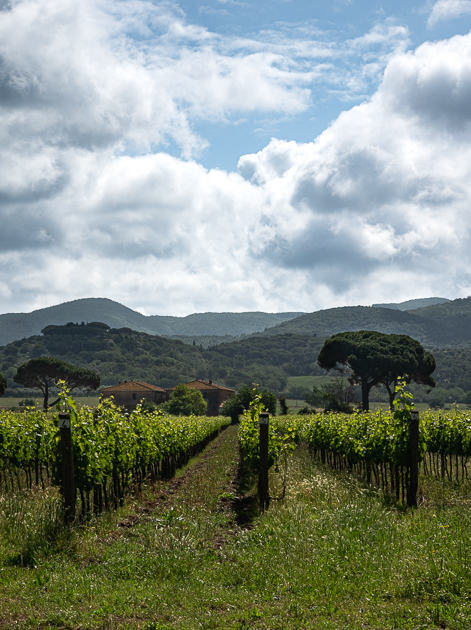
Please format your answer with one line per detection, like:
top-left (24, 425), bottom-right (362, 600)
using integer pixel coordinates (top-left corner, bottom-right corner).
top-left (1, 393), bottom-right (471, 515)
top-left (239, 393), bottom-right (471, 504)
top-left (0, 397), bottom-right (230, 518)
top-left (2, 395), bottom-right (471, 627)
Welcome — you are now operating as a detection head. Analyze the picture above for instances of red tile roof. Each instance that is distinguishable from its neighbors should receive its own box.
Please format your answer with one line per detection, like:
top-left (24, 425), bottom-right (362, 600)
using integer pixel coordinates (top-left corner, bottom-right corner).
top-left (101, 381), bottom-right (165, 393)
top-left (166, 379), bottom-right (234, 393)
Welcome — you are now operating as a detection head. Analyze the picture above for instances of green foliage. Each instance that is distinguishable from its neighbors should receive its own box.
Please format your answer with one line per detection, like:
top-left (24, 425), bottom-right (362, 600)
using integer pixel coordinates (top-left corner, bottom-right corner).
top-left (318, 330), bottom-right (435, 411)
top-left (300, 411), bottom-right (415, 468)
top-left (0, 393), bottom-right (230, 504)
top-left (258, 304), bottom-right (433, 339)
top-left (18, 399), bottom-right (34, 407)
top-left (304, 385), bottom-right (324, 408)
top-left (421, 407), bottom-right (471, 457)
top-left (0, 325), bottom-right (324, 394)
top-left (392, 378), bottom-right (415, 415)
top-left (279, 395), bottom-right (288, 415)
top-left (305, 375), bottom-right (357, 413)
top-left (13, 357), bottom-right (100, 410)
top-left (2, 320), bottom-right (471, 403)
top-left (287, 384), bottom-right (311, 400)
top-left (220, 385), bottom-right (277, 422)
top-left (3, 424), bottom-right (471, 628)
top-left (140, 400), bottom-right (160, 414)
top-left (212, 333), bottom-right (324, 384)
top-left (429, 387), bottom-right (448, 409)
top-left (237, 381), bottom-right (422, 471)
top-left (162, 384), bottom-right (207, 416)
top-left (257, 296), bottom-right (471, 346)
top-left (429, 347), bottom-right (471, 392)
top-left (274, 383), bottom-right (471, 470)
top-left (0, 372), bottom-right (6, 396)
top-left (238, 391), bottom-right (297, 473)
top-left (42, 321), bottom-right (110, 336)
top-left (297, 406), bottom-right (313, 415)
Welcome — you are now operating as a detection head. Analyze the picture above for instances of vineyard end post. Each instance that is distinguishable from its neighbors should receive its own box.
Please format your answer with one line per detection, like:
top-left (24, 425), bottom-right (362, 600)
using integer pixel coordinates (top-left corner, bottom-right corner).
top-left (259, 412), bottom-right (270, 512)
top-left (407, 410), bottom-right (419, 508)
top-left (59, 412), bottom-right (76, 524)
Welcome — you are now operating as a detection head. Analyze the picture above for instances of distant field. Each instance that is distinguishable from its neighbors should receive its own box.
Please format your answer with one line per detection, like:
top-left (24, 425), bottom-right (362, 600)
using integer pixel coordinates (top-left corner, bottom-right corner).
top-left (287, 375), bottom-right (330, 390)
top-left (285, 399), bottom-right (468, 413)
top-left (368, 402), bottom-right (442, 411)
top-left (0, 396), bottom-right (100, 410)
top-left (285, 398), bottom-right (306, 411)
top-left (2, 394), bottom-right (467, 414)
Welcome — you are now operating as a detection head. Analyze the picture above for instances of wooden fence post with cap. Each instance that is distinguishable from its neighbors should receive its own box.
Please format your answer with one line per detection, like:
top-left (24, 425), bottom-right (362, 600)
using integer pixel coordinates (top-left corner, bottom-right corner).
top-left (58, 411), bottom-right (76, 524)
top-left (407, 410), bottom-right (419, 508)
top-left (259, 411), bottom-right (270, 512)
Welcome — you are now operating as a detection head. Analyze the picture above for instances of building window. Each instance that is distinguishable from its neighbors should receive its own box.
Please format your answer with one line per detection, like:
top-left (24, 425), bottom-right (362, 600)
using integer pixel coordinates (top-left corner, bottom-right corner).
top-left (132, 393), bottom-right (137, 401)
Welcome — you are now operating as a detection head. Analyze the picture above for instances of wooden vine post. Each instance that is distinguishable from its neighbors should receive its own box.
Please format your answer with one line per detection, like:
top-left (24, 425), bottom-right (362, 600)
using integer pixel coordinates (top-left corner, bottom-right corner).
top-left (58, 411), bottom-right (76, 524)
top-left (407, 410), bottom-right (419, 508)
top-left (258, 411), bottom-right (270, 512)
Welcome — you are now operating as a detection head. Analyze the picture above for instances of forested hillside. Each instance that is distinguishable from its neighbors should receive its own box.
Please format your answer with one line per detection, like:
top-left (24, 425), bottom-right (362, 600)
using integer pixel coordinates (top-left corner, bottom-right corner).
top-left (3, 295), bottom-right (469, 349)
top-left (258, 305), bottom-right (428, 339)
top-left (1, 322), bottom-right (470, 399)
top-left (257, 297), bottom-right (471, 346)
top-left (0, 323), bottom-right (207, 391)
top-left (372, 297), bottom-right (450, 310)
top-left (0, 298), bottom-right (304, 346)
top-left (0, 323), bottom-right (321, 394)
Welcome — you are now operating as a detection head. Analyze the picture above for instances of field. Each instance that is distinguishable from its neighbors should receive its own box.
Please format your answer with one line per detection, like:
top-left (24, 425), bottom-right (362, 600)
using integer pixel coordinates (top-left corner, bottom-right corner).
top-left (0, 396), bottom-right (101, 410)
top-left (286, 375), bottom-right (332, 390)
top-left (1, 407), bottom-right (471, 629)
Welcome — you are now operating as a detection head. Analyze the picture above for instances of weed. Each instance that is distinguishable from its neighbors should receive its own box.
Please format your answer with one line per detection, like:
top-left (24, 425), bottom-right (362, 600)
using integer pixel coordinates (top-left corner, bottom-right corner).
top-left (0, 486), bottom-right (73, 565)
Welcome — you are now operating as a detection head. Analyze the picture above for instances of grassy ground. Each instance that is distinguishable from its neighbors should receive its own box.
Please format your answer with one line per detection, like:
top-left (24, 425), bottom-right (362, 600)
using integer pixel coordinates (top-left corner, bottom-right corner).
top-left (287, 376), bottom-right (331, 390)
top-left (2, 427), bottom-right (471, 628)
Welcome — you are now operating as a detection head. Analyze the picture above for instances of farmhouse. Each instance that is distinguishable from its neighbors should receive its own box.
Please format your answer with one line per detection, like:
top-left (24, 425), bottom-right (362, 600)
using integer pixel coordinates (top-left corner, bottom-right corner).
top-left (166, 379), bottom-right (234, 416)
top-left (100, 380), bottom-right (166, 411)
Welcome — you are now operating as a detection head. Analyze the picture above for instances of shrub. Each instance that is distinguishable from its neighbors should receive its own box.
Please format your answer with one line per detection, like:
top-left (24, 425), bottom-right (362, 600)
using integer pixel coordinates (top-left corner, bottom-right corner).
top-left (161, 384), bottom-right (207, 416)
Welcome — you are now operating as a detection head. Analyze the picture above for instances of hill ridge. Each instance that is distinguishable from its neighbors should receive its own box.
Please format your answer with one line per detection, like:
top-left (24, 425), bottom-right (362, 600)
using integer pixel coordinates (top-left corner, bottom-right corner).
top-left (0, 298), bottom-right (304, 346)
top-left (255, 297), bottom-right (471, 346)
top-left (372, 297), bottom-right (450, 311)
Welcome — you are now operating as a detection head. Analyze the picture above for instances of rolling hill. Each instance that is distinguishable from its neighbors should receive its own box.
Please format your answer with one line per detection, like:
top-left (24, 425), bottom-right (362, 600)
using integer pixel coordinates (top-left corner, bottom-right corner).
top-left (256, 297), bottom-right (471, 346)
top-left (372, 297), bottom-right (450, 311)
top-left (0, 298), bottom-right (304, 346)
top-left (1, 320), bottom-right (471, 402)
top-left (2, 295), bottom-right (469, 350)
top-left (0, 322), bottom-right (322, 394)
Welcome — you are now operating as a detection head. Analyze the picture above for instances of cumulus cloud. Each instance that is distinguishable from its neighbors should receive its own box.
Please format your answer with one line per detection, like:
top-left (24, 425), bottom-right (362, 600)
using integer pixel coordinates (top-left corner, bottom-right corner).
top-left (0, 0), bottom-right (318, 167)
top-left (0, 0), bottom-right (405, 210)
top-left (427, 0), bottom-right (471, 27)
top-left (1, 0), bottom-right (471, 315)
top-left (237, 31), bottom-right (471, 306)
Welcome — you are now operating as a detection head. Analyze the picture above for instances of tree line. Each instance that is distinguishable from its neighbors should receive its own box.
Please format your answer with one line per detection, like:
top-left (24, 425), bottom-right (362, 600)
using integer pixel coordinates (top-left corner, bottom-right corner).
top-left (1, 321), bottom-right (467, 408)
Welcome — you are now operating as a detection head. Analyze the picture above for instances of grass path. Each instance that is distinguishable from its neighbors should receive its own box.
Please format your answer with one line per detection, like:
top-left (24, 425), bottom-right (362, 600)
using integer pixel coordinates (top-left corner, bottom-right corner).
top-left (2, 426), bottom-right (471, 628)
top-left (0, 425), bottom-right (248, 629)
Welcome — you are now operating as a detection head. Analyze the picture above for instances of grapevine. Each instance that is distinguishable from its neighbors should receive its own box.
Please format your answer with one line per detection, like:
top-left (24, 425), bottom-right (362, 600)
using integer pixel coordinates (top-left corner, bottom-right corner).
top-left (0, 390), bottom-right (230, 517)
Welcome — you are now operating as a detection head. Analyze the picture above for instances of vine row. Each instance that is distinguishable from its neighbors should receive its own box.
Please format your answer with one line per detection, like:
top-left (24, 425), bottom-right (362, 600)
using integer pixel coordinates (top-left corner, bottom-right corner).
top-left (0, 398), bottom-right (230, 518)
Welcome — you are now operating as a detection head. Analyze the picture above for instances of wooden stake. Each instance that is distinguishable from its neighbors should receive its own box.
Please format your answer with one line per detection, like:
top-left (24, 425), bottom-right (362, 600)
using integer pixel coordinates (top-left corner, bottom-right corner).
top-left (407, 410), bottom-right (419, 508)
top-left (59, 412), bottom-right (76, 525)
top-left (258, 412), bottom-right (270, 512)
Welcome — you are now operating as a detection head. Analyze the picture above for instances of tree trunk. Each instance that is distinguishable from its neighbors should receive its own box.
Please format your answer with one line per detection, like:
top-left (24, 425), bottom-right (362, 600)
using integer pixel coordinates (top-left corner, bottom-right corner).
top-left (361, 379), bottom-right (370, 411)
top-left (385, 380), bottom-right (396, 410)
top-left (44, 381), bottom-right (49, 411)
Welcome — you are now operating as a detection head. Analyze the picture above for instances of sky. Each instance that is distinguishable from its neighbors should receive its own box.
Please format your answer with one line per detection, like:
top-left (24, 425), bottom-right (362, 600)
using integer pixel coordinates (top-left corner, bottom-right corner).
top-left (1, 0), bottom-right (471, 316)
